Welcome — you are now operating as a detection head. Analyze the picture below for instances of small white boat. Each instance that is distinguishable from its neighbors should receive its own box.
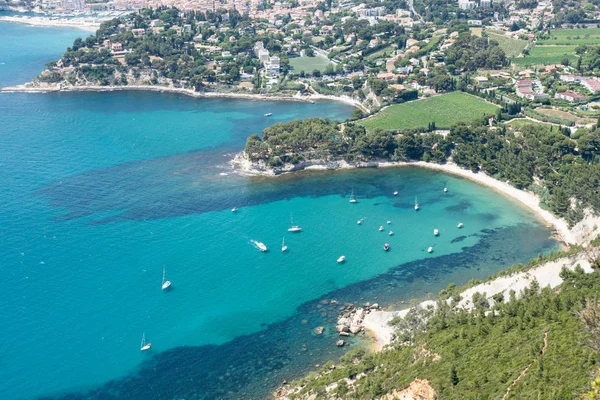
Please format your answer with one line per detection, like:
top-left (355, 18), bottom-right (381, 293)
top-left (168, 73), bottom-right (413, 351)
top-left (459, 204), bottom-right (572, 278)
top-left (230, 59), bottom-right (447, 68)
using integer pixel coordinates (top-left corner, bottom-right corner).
top-left (140, 332), bottom-right (151, 352)
top-left (252, 241), bottom-right (268, 252)
top-left (281, 238), bottom-right (287, 252)
top-left (161, 267), bottom-right (171, 291)
top-left (231, 207), bottom-right (238, 212)
top-left (393, 191), bottom-right (398, 196)
top-left (349, 189), bottom-right (357, 203)
top-left (383, 243), bottom-right (390, 251)
top-left (379, 226), bottom-right (384, 231)
top-left (387, 220), bottom-right (391, 225)
top-left (357, 219), bottom-right (362, 225)
top-left (434, 229), bottom-right (439, 236)
top-left (337, 255), bottom-right (346, 263)
top-left (264, 112), bottom-right (272, 117)
top-left (443, 187), bottom-right (448, 193)
top-left (288, 213), bottom-right (302, 232)
top-left (414, 197), bottom-right (419, 211)
top-left (389, 231), bottom-right (394, 236)
top-left (457, 222), bottom-right (463, 228)
top-left (427, 247), bottom-right (433, 253)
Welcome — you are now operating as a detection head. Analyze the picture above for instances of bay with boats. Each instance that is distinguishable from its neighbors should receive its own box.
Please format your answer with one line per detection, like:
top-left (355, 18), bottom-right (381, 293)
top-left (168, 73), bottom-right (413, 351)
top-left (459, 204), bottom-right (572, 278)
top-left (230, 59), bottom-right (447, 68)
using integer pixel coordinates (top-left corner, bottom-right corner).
top-left (0, 20), bottom-right (560, 400)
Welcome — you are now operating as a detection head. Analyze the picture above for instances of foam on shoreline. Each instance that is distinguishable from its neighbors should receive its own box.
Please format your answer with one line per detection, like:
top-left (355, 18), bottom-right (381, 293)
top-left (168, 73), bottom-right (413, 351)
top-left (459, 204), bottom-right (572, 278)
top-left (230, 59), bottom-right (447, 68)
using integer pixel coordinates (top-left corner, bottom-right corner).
top-left (0, 83), bottom-right (366, 110)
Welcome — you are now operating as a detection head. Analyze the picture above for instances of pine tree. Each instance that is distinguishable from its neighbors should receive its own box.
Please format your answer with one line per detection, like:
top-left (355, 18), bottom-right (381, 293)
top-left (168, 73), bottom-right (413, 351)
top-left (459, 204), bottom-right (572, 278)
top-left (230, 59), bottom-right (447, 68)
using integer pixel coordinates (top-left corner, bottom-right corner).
top-left (451, 365), bottom-right (459, 386)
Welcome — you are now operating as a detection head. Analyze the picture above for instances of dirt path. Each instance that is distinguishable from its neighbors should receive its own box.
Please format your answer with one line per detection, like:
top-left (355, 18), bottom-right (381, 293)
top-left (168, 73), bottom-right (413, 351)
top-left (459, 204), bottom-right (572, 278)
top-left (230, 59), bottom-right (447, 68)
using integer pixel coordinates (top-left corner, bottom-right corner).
top-left (502, 331), bottom-right (549, 400)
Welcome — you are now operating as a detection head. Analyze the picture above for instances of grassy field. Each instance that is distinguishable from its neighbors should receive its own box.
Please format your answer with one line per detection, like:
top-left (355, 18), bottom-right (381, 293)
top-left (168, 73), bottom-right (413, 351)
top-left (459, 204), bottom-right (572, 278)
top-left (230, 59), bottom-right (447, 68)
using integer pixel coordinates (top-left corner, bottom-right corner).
top-left (360, 92), bottom-right (499, 131)
top-left (536, 108), bottom-right (579, 123)
top-left (541, 28), bottom-right (600, 45)
top-left (512, 45), bottom-right (579, 66)
top-left (487, 30), bottom-right (529, 58)
top-left (366, 45), bottom-right (393, 60)
top-left (289, 54), bottom-right (332, 73)
top-left (505, 118), bottom-right (553, 130)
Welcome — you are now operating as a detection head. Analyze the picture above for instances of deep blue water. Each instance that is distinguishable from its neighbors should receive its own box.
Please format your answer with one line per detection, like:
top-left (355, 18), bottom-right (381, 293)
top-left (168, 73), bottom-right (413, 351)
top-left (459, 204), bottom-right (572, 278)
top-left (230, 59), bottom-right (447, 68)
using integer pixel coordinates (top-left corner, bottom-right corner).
top-left (0, 21), bottom-right (560, 400)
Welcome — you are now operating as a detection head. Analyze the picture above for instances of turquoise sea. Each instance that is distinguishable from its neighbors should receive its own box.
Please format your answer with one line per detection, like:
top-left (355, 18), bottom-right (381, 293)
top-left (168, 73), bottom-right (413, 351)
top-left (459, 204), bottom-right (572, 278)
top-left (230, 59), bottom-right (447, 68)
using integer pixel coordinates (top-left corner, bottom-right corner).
top-left (0, 19), bottom-right (560, 399)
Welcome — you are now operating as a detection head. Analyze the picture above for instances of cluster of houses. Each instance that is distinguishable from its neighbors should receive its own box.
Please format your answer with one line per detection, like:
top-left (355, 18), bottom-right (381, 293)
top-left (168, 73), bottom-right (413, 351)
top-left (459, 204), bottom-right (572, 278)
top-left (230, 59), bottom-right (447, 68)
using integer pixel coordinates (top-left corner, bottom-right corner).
top-left (512, 71), bottom-right (600, 105)
top-left (254, 42), bottom-right (281, 76)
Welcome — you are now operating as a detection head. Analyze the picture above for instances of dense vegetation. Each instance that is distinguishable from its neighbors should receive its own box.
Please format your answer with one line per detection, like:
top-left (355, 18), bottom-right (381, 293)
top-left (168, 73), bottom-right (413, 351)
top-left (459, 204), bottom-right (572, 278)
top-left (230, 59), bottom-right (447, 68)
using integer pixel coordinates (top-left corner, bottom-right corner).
top-left (449, 122), bottom-right (600, 223)
top-left (245, 116), bottom-right (600, 224)
top-left (287, 267), bottom-right (600, 399)
top-left (244, 118), bottom-right (453, 167)
top-left (444, 33), bottom-right (507, 74)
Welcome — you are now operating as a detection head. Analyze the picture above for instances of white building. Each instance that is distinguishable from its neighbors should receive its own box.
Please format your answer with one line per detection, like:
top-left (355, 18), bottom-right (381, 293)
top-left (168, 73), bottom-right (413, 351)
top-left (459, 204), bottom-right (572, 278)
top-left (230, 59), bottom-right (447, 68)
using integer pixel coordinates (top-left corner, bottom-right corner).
top-left (266, 56), bottom-right (281, 75)
top-left (458, 0), bottom-right (477, 9)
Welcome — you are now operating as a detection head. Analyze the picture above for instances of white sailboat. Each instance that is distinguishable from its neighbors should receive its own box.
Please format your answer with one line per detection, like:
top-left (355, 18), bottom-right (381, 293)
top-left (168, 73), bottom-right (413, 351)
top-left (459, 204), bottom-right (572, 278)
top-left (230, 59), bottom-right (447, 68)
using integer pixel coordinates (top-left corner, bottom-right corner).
top-left (140, 332), bottom-right (152, 351)
top-left (264, 112), bottom-right (272, 117)
top-left (443, 187), bottom-right (448, 193)
top-left (393, 190), bottom-right (398, 196)
top-left (161, 267), bottom-right (171, 291)
top-left (434, 229), bottom-right (439, 236)
top-left (231, 207), bottom-right (238, 212)
top-left (379, 226), bottom-right (384, 231)
top-left (282, 237), bottom-right (287, 252)
top-left (414, 197), bottom-right (420, 211)
top-left (427, 247), bottom-right (433, 253)
top-left (256, 241), bottom-right (268, 252)
top-left (337, 255), bottom-right (346, 263)
top-left (288, 214), bottom-right (302, 232)
top-left (457, 222), bottom-right (464, 228)
top-left (349, 189), bottom-right (357, 203)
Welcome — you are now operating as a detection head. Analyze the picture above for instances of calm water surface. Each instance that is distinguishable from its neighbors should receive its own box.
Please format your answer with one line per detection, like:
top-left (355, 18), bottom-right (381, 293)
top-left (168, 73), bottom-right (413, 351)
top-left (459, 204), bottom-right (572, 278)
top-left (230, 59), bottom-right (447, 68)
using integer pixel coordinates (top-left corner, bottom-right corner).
top-left (0, 20), bottom-right (560, 399)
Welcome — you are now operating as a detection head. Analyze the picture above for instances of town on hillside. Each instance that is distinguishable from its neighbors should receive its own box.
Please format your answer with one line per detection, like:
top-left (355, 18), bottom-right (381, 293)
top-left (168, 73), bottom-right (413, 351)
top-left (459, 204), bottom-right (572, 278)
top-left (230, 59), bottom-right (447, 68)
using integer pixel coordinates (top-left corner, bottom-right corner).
top-left (3, 0), bottom-right (595, 130)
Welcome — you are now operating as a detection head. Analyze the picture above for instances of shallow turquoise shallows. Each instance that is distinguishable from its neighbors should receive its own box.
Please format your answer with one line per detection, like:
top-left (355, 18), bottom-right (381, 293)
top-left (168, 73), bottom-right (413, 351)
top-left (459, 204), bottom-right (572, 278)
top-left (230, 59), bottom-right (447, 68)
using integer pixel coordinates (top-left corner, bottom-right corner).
top-left (0, 20), bottom-right (560, 400)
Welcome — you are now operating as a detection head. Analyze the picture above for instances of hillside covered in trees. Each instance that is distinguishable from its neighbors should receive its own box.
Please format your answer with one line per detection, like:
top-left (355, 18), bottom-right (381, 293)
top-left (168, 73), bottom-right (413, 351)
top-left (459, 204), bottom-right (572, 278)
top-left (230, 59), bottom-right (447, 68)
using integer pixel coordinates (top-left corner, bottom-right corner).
top-left (282, 267), bottom-right (600, 399)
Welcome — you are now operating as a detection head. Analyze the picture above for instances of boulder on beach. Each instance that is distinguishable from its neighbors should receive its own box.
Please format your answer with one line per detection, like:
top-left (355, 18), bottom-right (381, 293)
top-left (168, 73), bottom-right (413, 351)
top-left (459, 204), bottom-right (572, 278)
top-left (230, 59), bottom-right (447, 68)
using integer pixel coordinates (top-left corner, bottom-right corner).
top-left (314, 326), bottom-right (324, 335)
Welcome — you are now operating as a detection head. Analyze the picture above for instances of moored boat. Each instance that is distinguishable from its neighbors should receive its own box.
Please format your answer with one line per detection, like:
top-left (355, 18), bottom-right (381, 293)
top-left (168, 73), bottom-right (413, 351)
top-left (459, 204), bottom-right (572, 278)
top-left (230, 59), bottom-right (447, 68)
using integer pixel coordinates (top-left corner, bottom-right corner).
top-left (414, 197), bottom-right (419, 211)
top-left (281, 238), bottom-right (287, 252)
top-left (288, 213), bottom-right (302, 232)
top-left (161, 267), bottom-right (171, 291)
top-left (349, 189), bottom-right (357, 203)
top-left (379, 226), bottom-right (384, 231)
top-left (140, 332), bottom-right (151, 351)
top-left (337, 255), bottom-right (346, 263)
top-left (457, 222), bottom-right (463, 228)
top-left (434, 229), bottom-right (439, 236)
top-left (427, 246), bottom-right (433, 253)
top-left (383, 243), bottom-right (390, 251)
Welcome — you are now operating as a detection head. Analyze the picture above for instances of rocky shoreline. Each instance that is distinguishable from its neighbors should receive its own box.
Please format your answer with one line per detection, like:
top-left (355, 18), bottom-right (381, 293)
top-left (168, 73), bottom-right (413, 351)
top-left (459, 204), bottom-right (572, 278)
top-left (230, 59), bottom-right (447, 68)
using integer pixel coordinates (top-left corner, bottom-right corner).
top-left (0, 82), bottom-right (367, 111)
